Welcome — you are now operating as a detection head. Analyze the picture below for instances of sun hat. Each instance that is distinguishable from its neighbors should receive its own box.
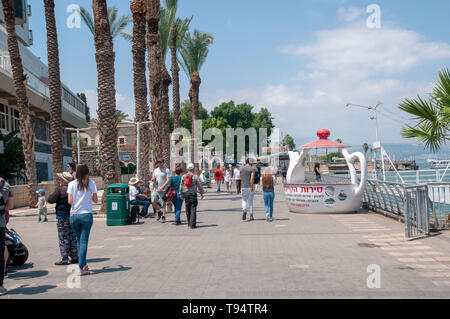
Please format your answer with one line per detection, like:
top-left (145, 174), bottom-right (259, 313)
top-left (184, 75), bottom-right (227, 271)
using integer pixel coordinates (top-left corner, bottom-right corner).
top-left (129, 177), bottom-right (141, 186)
top-left (57, 172), bottom-right (74, 183)
top-left (157, 158), bottom-right (165, 163)
top-left (36, 189), bottom-right (45, 195)
top-left (187, 163), bottom-right (195, 170)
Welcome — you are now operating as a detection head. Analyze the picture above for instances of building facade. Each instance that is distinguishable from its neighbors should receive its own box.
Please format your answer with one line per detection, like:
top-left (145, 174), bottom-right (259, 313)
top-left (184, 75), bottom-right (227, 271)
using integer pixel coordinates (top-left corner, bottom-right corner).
top-left (0, 0), bottom-right (88, 183)
top-left (76, 120), bottom-right (153, 175)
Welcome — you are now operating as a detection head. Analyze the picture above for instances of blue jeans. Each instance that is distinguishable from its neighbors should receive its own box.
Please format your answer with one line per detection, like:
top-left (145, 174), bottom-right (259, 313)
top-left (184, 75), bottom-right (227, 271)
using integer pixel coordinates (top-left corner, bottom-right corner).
top-left (263, 191), bottom-right (275, 218)
top-left (217, 180), bottom-right (221, 192)
top-left (172, 194), bottom-right (184, 222)
top-left (130, 198), bottom-right (151, 216)
top-left (70, 213), bottom-right (93, 270)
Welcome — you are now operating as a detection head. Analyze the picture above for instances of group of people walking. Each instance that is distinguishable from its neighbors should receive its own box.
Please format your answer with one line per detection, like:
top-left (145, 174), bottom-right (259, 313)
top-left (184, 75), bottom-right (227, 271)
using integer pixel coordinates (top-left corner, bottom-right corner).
top-left (0, 157), bottom-right (279, 296)
top-left (213, 160), bottom-right (277, 222)
top-left (128, 158), bottom-right (205, 229)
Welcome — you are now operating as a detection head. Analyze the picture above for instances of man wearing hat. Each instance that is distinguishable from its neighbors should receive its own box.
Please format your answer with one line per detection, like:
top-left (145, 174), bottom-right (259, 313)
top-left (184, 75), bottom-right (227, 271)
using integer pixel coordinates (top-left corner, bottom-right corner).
top-left (129, 177), bottom-right (153, 218)
top-left (47, 172), bottom-right (78, 265)
top-left (180, 163), bottom-right (205, 229)
top-left (152, 158), bottom-right (171, 223)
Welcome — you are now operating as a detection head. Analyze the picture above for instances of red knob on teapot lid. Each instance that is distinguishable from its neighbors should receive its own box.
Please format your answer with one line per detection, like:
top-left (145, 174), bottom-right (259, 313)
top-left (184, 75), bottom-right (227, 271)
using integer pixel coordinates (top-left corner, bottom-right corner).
top-left (317, 129), bottom-right (330, 139)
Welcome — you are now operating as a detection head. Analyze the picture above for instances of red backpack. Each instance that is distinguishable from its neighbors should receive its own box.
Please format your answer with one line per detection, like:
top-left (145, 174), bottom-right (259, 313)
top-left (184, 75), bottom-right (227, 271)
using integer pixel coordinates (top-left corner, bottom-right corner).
top-left (185, 173), bottom-right (193, 188)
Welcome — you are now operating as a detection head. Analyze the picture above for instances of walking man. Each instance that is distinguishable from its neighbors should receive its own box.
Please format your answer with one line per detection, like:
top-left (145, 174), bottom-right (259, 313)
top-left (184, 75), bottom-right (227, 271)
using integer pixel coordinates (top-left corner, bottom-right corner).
top-left (234, 164), bottom-right (241, 194)
top-left (240, 159), bottom-right (255, 221)
top-left (152, 158), bottom-right (171, 223)
top-left (214, 165), bottom-right (223, 192)
top-left (180, 163), bottom-right (205, 229)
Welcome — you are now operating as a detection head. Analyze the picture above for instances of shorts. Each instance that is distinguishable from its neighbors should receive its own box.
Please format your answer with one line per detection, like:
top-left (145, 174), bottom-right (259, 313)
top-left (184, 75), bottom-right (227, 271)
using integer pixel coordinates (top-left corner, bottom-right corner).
top-left (38, 208), bottom-right (47, 215)
top-left (152, 190), bottom-right (166, 206)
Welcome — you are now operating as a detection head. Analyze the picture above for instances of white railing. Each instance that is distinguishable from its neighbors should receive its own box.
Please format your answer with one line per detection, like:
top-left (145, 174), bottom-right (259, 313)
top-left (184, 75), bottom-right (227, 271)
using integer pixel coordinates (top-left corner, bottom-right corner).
top-left (0, 53), bottom-right (85, 120)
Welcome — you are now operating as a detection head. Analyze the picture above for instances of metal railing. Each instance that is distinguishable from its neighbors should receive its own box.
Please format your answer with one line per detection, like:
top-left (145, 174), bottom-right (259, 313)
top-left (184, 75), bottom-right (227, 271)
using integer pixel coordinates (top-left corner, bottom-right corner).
top-left (363, 180), bottom-right (450, 233)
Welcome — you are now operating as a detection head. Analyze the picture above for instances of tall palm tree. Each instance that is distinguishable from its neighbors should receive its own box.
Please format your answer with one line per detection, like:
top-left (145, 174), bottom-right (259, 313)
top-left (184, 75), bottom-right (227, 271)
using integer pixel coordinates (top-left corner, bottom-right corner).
top-left (43, 0), bottom-right (63, 186)
top-left (92, 0), bottom-right (121, 212)
top-left (1, 0), bottom-right (38, 207)
top-left (79, 5), bottom-right (132, 40)
top-left (179, 30), bottom-right (214, 165)
top-left (170, 16), bottom-right (192, 129)
top-left (146, 0), bottom-right (170, 164)
top-left (130, 0), bottom-right (151, 193)
top-left (362, 143), bottom-right (369, 155)
top-left (398, 69), bottom-right (450, 152)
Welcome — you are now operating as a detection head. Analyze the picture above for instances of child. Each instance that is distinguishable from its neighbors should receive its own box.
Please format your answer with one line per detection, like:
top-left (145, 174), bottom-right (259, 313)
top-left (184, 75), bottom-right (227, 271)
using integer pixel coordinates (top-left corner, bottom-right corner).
top-left (36, 189), bottom-right (48, 222)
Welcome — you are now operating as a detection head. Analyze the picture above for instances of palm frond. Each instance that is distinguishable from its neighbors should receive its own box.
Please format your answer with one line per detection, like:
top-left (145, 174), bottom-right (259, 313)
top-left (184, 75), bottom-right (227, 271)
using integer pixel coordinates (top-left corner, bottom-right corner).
top-left (108, 6), bottom-right (118, 26)
top-left (398, 96), bottom-right (439, 124)
top-left (117, 29), bottom-right (133, 42)
top-left (175, 16), bottom-right (193, 49)
top-left (433, 68), bottom-right (450, 111)
top-left (179, 29), bottom-right (214, 78)
top-left (401, 122), bottom-right (446, 153)
top-left (163, 0), bottom-right (178, 11)
top-left (111, 14), bottom-right (133, 39)
top-left (159, 7), bottom-right (176, 64)
top-left (78, 6), bottom-right (95, 35)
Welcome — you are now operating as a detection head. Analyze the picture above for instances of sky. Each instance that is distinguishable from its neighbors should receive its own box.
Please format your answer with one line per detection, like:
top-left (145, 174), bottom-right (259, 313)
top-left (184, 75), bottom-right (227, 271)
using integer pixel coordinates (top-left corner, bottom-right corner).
top-left (27, 0), bottom-right (450, 149)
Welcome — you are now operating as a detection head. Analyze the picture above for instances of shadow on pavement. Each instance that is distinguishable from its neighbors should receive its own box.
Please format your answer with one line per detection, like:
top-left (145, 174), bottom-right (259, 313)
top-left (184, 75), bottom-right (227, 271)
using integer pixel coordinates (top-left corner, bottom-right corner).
top-left (7, 284), bottom-right (57, 295)
top-left (87, 258), bottom-right (110, 263)
top-left (195, 224), bottom-right (218, 229)
top-left (7, 263), bottom-right (34, 273)
top-left (91, 265), bottom-right (132, 275)
top-left (8, 270), bottom-right (48, 280)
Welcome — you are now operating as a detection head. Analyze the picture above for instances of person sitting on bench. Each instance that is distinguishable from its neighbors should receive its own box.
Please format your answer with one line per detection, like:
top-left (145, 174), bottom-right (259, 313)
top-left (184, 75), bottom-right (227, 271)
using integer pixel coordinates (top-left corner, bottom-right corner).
top-left (129, 178), bottom-right (154, 218)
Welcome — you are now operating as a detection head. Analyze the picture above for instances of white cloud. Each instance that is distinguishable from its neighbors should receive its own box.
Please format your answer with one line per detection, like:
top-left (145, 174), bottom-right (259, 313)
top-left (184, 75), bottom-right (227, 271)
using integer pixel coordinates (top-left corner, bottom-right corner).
top-left (281, 25), bottom-right (450, 76)
top-left (81, 89), bottom-right (135, 119)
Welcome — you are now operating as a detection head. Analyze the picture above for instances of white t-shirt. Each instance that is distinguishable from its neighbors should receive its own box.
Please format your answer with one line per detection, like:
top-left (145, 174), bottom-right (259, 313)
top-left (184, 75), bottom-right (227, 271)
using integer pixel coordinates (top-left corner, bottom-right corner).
top-left (129, 185), bottom-right (139, 201)
top-left (233, 168), bottom-right (241, 180)
top-left (225, 170), bottom-right (232, 182)
top-left (153, 167), bottom-right (171, 192)
top-left (67, 180), bottom-right (97, 215)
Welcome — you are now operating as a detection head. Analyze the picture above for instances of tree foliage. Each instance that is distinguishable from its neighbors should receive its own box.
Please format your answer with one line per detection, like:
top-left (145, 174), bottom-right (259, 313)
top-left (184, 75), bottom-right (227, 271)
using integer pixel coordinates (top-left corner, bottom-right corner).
top-left (398, 68), bottom-right (450, 152)
top-left (0, 131), bottom-right (25, 181)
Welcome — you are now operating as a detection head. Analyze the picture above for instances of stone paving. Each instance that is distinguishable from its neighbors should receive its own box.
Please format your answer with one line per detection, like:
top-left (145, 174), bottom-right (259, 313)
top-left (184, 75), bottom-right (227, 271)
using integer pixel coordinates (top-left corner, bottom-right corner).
top-left (2, 185), bottom-right (450, 299)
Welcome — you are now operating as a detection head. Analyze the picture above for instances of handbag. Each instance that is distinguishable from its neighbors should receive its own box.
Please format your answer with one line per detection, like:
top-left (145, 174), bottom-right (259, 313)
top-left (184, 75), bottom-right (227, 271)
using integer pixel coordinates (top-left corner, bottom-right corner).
top-left (163, 177), bottom-right (177, 202)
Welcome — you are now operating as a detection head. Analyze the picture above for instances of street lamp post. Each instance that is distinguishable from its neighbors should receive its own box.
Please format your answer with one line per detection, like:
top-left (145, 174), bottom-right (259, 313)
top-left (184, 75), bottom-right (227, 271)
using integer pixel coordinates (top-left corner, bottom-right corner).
top-left (120, 120), bottom-right (153, 179)
top-left (65, 127), bottom-right (90, 164)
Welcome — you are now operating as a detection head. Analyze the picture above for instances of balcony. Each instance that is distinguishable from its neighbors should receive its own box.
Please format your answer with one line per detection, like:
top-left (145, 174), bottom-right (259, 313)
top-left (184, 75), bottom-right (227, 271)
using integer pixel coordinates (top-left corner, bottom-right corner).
top-left (0, 52), bottom-right (87, 128)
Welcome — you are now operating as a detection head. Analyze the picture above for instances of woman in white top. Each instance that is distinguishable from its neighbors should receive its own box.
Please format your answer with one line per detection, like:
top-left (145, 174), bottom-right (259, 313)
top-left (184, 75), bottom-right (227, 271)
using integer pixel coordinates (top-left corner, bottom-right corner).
top-left (225, 165), bottom-right (233, 193)
top-left (68, 164), bottom-right (98, 276)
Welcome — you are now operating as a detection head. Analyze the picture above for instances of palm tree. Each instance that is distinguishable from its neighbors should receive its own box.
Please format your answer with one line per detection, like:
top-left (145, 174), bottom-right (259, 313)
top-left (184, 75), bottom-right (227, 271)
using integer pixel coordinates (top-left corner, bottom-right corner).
top-left (130, 0), bottom-right (151, 193)
top-left (116, 110), bottom-right (129, 125)
top-left (92, 0), bottom-right (121, 212)
top-left (362, 143), bottom-right (369, 155)
top-left (179, 30), bottom-right (214, 165)
top-left (398, 69), bottom-right (450, 152)
top-left (79, 5), bottom-right (132, 41)
top-left (1, 0), bottom-right (38, 207)
top-left (336, 138), bottom-right (343, 144)
top-left (43, 0), bottom-right (63, 186)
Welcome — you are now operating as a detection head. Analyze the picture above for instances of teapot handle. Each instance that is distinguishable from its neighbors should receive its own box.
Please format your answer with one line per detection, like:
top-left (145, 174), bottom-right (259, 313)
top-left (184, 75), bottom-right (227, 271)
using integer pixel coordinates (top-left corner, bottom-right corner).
top-left (342, 149), bottom-right (367, 197)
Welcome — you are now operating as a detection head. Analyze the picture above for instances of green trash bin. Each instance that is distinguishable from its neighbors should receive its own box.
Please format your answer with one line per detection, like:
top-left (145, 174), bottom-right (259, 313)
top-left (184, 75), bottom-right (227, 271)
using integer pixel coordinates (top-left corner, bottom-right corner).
top-left (106, 184), bottom-right (130, 226)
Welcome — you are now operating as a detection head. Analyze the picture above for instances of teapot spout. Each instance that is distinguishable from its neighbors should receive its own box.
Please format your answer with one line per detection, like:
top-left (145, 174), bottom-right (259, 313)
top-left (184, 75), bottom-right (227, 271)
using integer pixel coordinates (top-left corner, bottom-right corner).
top-left (287, 150), bottom-right (307, 183)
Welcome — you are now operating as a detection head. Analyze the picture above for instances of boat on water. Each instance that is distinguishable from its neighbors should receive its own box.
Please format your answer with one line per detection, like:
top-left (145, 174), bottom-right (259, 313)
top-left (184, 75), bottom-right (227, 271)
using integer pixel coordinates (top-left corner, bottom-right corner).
top-left (284, 129), bottom-right (367, 214)
top-left (427, 159), bottom-right (450, 169)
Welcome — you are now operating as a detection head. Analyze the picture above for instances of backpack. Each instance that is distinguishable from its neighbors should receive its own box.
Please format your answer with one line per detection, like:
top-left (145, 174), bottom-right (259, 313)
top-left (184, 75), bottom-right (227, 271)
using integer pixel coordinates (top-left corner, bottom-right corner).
top-left (128, 205), bottom-right (139, 224)
top-left (0, 179), bottom-right (6, 216)
top-left (163, 177), bottom-right (177, 202)
top-left (215, 170), bottom-right (220, 178)
top-left (254, 167), bottom-right (261, 180)
top-left (185, 173), bottom-right (193, 188)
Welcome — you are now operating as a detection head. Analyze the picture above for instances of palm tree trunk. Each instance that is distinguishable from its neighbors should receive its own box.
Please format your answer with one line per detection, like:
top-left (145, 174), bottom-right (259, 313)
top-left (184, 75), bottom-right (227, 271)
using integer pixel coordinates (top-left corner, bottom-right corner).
top-left (189, 71), bottom-right (201, 168)
top-left (131, 0), bottom-right (151, 194)
top-left (170, 23), bottom-right (184, 169)
top-left (1, 0), bottom-right (38, 207)
top-left (146, 0), bottom-right (164, 164)
top-left (159, 66), bottom-right (171, 166)
top-left (43, 0), bottom-right (63, 186)
top-left (93, 0), bottom-right (120, 212)
top-left (170, 23), bottom-right (181, 129)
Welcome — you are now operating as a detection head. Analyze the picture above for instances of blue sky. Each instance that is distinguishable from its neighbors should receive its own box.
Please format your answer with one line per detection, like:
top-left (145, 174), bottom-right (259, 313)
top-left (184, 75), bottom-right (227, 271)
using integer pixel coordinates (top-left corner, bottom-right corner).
top-left (27, 0), bottom-right (450, 148)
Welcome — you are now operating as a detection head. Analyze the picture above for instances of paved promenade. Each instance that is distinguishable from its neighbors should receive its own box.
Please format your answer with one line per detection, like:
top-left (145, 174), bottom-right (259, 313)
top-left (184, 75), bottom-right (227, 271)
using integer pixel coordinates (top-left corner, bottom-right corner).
top-left (3, 185), bottom-right (450, 298)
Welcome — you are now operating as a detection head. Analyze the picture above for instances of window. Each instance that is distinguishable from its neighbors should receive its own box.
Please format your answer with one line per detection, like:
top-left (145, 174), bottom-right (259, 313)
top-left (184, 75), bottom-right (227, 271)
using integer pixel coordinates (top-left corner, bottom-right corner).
top-left (119, 137), bottom-right (126, 145)
top-left (0, 103), bottom-right (10, 131)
